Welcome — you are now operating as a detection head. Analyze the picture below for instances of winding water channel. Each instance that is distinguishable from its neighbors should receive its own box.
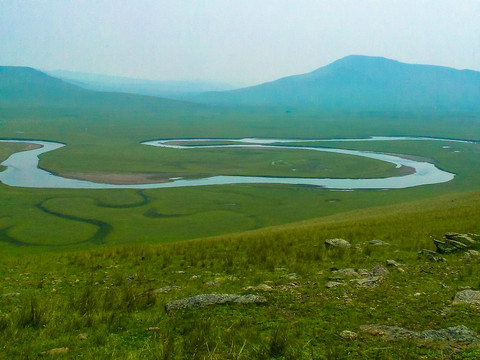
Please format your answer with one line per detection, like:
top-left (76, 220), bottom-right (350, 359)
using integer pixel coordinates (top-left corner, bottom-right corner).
top-left (0, 137), bottom-right (462, 190)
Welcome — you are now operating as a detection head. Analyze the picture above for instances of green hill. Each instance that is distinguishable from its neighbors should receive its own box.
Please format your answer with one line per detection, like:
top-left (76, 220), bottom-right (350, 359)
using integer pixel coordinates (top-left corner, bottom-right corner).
top-left (189, 55), bottom-right (480, 112)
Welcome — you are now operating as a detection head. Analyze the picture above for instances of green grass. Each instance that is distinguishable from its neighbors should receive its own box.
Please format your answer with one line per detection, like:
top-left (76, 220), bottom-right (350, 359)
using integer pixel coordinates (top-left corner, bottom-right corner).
top-left (2, 76), bottom-right (480, 358)
top-left (1, 191), bottom-right (479, 359)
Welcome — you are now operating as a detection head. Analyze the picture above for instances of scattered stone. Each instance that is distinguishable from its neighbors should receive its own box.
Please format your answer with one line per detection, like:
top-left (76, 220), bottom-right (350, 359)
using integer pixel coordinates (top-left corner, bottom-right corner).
top-left (351, 276), bottom-right (383, 288)
top-left (154, 285), bottom-right (181, 293)
top-left (281, 273), bottom-right (297, 280)
top-left (275, 268), bottom-right (287, 272)
top-left (165, 293), bottom-right (267, 312)
top-left (326, 281), bottom-right (345, 289)
top-left (2, 292), bottom-right (20, 297)
top-left (204, 279), bottom-right (221, 286)
top-left (370, 265), bottom-right (389, 276)
top-left (331, 268), bottom-right (359, 279)
top-left (357, 269), bottom-right (369, 276)
top-left (360, 324), bottom-right (478, 343)
top-left (386, 260), bottom-right (402, 267)
top-left (77, 333), bottom-right (88, 340)
top-left (340, 330), bottom-right (358, 340)
top-left (325, 238), bottom-right (351, 249)
top-left (175, 271), bottom-right (185, 274)
top-left (464, 250), bottom-right (480, 258)
top-left (453, 290), bottom-right (480, 306)
top-left (41, 347), bottom-right (69, 355)
top-left (414, 292), bottom-right (423, 297)
top-left (148, 327), bottom-right (160, 331)
top-left (243, 284), bottom-right (273, 292)
top-left (418, 249), bottom-right (446, 262)
top-left (190, 275), bottom-right (200, 280)
top-left (126, 275), bottom-right (135, 281)
top-left (369, 240), bottom-right (390, 246)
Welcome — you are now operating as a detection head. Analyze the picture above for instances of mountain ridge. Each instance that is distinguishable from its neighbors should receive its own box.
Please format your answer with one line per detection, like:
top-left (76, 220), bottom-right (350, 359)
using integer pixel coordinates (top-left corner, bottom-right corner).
top-left (187, 55), bottom-right (480, 111)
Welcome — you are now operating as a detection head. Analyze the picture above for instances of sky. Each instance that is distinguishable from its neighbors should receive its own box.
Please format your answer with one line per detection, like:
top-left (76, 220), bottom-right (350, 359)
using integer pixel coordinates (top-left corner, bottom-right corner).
top-left (1, 0), bottom-right (479, 86)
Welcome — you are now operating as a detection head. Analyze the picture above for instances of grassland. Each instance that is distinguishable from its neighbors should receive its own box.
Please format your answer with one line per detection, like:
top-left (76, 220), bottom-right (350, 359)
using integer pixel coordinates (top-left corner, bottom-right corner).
top-left (1, 191), bottom-right (480, 359)
top-left (1, 72), bottom-right (480, 358)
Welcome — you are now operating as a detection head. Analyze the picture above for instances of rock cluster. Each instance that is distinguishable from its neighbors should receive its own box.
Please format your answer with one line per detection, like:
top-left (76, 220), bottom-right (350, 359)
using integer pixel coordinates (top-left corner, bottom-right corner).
top-left (360, 324), bottom-right (478, 343)
top-left (433, 233), bottom-right (480, 254)
top-left (327, 265), bottom-right (389, 288)
top-left (165, 293), bottom-right (267, 312)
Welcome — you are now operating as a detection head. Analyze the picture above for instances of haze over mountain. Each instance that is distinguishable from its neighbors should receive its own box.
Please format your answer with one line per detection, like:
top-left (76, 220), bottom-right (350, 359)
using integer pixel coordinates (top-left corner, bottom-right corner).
top-left (188, 55), bottom-right (480, 112)
top-left (0, 66), bottom-right (198, 111)
top-left (46, 70), bottom-right (239, 99)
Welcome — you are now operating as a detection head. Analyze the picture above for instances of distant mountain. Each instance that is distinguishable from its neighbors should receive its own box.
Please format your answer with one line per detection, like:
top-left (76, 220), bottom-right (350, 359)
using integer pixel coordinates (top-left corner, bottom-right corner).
top-left (0, 66), bottom-right (198, 110)
top-left (46, 70), bottom-right (239, 99)
top-left (189, 55), bottom-right (480, 112)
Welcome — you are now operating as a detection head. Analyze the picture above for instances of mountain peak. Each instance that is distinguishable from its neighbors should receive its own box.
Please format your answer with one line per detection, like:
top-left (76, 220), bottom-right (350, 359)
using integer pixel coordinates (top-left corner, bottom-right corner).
top-left (189, 56), bottom-right (480, 111)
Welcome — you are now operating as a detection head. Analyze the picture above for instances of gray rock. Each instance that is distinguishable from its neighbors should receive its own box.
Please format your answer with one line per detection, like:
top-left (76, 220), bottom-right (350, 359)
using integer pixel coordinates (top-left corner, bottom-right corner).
top-left (165, 293), bottom-right (267, 312)
top-left (453, 290), bottom-right (480, 306)
top-left (418, 249), bottom-right (446, 262)
top-left (369, 239), bottom-right (390, 246)
top-left (325, 238), bottom-right (351, 249)
top-left (433, 233), bottom-right (480, 254)
top-left (361, 324), bottom-right (478, 343)
top-left (244, 284), bottom-right (273, 291)
top-left (281, 273), bottom-right (297, 280)
top-left (332, 268), bottom-right (359, 278)
top-left (340, 330), bottom-right (358, 340)
top-left (351, 276), bottom-right (382, 288)
top-left (326, 281), bottom-right (346, 289)
top-left (370, 265), bottom-right (389, 276)
top-left (154, 285), bottom-right (181, 293)
top-left (204, 278), bottom-right (221, 286)
top-left (2, 292), bottom-right (20, 297)
top-left (386, 260), bottom-right (403, 267)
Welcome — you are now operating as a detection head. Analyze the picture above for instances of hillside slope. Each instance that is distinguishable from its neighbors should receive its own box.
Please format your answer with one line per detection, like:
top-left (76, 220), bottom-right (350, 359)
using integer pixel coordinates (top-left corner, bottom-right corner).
top-left (190, 55), bottom-right (480, 111)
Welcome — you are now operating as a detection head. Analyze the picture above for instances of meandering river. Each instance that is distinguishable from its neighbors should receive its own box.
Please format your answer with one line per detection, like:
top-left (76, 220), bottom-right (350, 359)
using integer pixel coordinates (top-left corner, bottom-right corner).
top-left (0, 137), bottom-right (460, 190)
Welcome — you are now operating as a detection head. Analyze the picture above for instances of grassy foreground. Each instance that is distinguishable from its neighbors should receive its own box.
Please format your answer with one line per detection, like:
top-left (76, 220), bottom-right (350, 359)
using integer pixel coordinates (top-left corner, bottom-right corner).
top-left (1, 191), bottom-right (480, 359)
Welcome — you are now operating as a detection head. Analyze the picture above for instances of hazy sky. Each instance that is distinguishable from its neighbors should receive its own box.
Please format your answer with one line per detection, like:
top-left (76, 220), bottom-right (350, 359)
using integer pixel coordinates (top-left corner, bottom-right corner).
top-left (1, 1), bottom-right (479, 85)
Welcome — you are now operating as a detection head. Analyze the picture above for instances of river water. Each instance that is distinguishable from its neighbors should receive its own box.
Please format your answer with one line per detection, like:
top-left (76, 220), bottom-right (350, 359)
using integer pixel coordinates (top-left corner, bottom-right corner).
top-left (0, 137), bottom-right (458, 190)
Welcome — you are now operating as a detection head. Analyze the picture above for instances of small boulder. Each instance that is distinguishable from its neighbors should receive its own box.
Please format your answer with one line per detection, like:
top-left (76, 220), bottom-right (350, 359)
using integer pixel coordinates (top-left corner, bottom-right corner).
top-left (2, 292), bottom-right (20, 297)
top-left (331, 268), bottom-right (359, 279)
top-left (243, 284), bottom-right (273, 292)
top-left (369, 240), bottom-right (390, 246)
top-left (370, 265), bottom-right (389, 276)
top-left (77, 333), bottom-right (88, 341)
top-left (325, 238), bottom-right (351, 249)
top-left (453, 290), bottom-right (480, 306)
top-left (386, 260), bottom-right (401, 267)
top-left (340, 330), bottom-right (358, 340)
top-left (165, 293), bottom-right (267, 312)
top-left (351, 276), bottom-right (382, 288)
top-left (41, 348), bottom-right (69, 355)
top-left (326, 281), bottom-right (345, 289)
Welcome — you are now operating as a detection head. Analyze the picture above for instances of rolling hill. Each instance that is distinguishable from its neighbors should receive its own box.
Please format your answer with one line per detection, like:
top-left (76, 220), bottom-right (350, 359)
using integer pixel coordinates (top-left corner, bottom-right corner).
top-left (189, 55), bottom-right (480, 112)
top-left (0, 66), bottom-right (199, 111)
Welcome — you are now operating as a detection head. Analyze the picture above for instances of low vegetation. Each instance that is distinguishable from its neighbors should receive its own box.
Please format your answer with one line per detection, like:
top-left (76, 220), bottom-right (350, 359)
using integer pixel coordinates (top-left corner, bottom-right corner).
top-left (1, 191), bottom-right (479, 359)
